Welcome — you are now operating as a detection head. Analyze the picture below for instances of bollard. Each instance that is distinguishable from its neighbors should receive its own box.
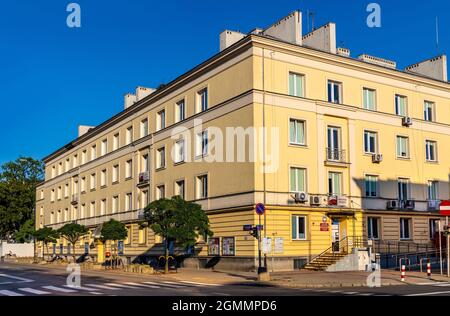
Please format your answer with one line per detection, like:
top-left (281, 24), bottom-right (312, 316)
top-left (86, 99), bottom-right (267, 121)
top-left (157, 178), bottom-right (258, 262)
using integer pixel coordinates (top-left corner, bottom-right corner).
top-left (401, 265), bottom-right (406, 282)
top-left (427, 259), bottom-right (431, 279)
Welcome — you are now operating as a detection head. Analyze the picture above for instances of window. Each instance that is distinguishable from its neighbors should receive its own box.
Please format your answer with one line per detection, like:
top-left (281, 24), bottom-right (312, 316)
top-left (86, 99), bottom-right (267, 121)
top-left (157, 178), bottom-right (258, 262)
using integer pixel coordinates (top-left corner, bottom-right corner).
top-left (400, 218), bottom-right (411, 240)
top-left (80, 204), bottom-right (85, 219)
top-left (57, 210), bottom-right (61, 223)
top-left (398, 178), bottom-right (409, 202)
top-left (429, 219), bottom-right (440, 240)
top-left (290, 167), bottom-right (306, 193)
top-left (101, 139), bottom-right (107, 156)
top-left (328, 172), bottom-right (342, 196)
top-left (64, 183), bottom-right (69, 198)
top-left (196, 130), bottom-right (209, 157)
top-left (175, 180), bottom-right (185, 199)
top-left (81, 150), bottom-right (87, 164)
top-left (141, 155), bottom-right (149, 172)
top-left (65, 158), bottom-right (70, 172)
top-left (222, 237), bottom-right (235, 256)
top-left (90, 173), bottom-right (96, 190)
top-left (327, 126), bottom-right (341, 161)
top-left (327, 80), bottom-right (342, 104)
top-left (197, 88), bottom-right (208, 112)
top-left (100, 169), bottom-right (107, 187)
top-left (112, 165), bottom-right (119, 183)
top-left (50, 212), bottom-right (55, 224)
top-left (363, 88), bottom-right (376, 110)
top-left (113, 133), bottom-right (120, 151)
top-left (289, 119), bottom-right (305, 145)
top-left (365, 175), bottom-right (378, 197)
top-left (396, 136), bottom-right (409, 158)
top-left (81, 177), bottom-right (86, 193)
top-left (100, 199), bottom-right (106, 216)
top-left (176, 99), bottom-right (185, 123)
top-left (395, 95), bottom-right (407, 116)
top-left (51, 189), bottom-right (55, 202)
top-left (140, 118), bottom-right (148, 138)
top-left (125, 160), bottom-right (132, 179)
top-left (126, 126), bottom-right (133, 145)
top-left (424, 101), bottom-right (435, 122)
top-left (73, 154), bottom-right (78, 168)
top-left (57, 187), bottom-right (62, 200)
top-left (156, 185), bottom-right (165, 200)
top-left (156, 147), bottom-right (166, 169)
top-left (175, 139), bottom-right (185, 163)
top-left (292, 215), bottom-right (307, 240)
top-left (90, 145), bottom-right (97, 161)
top-left (197, 175), bottom-right (208, 199)
top-left (367, 217), bottom-right (380, 239)
top-left (58, 162), bottom-right (63, 175)
top-left (51, 166), bottom-right (56, 178)
top-left (428, 181), bottom-right (438, 201)
top-left (112, 196), bottom-right (119, 214)
top-left (426, 140), bottom-right (437, 162)
top-left (288, 72), bottom-right (305, 97)
top-left (364, 131), bottom-right (378, 154)
top-left (138, 227), bottom-right (146, 244)
top-left (208, 238), bottom-right (220, 256)
top-left (157, 109), bottom-right (166, 131)
top-left (40, 190), bottom-right (44, 200)
top-left (141, 190), bottom-right (148, 208)
top-left (125, 226), bottom-right (131, 244)
top-left (125, 193), bottom-right (132, 211)
top-left (89, 202), bottom-right (95, 217)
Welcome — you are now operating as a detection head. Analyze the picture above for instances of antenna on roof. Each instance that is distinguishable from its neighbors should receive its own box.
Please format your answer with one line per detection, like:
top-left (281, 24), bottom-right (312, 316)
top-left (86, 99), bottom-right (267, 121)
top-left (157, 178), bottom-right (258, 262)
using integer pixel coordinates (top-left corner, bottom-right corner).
top-left (310, 11), bottom-right (316, 31)
top-left (435, 16), bottom-right (440, 54)
top-left (306, 9), bottom-right (315, 33)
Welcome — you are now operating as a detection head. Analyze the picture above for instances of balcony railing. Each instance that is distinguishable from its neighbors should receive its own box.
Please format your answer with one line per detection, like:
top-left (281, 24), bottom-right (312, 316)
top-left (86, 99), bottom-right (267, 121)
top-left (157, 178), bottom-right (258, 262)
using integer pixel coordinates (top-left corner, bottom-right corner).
top-left (138, 171), bottom-right (150, 186)
top-left (326, 148), bottom-right (347, 163)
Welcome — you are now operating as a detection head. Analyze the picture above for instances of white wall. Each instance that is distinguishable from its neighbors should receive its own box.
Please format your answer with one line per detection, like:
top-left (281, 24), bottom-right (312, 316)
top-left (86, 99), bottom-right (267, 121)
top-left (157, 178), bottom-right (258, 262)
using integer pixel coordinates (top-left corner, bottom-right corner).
top-left (0, 242), bottom-right (34, 258)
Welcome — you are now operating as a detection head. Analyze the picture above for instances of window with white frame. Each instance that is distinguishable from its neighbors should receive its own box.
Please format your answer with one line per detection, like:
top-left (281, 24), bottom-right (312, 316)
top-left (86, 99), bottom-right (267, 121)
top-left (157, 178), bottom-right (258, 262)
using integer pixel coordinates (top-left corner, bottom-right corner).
top-left (57, 210), bottom-right (61, 223)
top-left (113, 133), bottom-right (120, 151)
top-left (395, 94), bottom-right (407, 116)
top-left (89, 201), bottom-right (95, 217)
top-left (197, 88), bottom-right (208, 112)
top-left (81, 150), bottom-right (87, 164)
top-left (57, 186), bottom-right (61, 200)
top-left (400, 218), bottom-right (411, 240)
top-left (81, 177), bottom-right (86, 192)
top-left (140, 190), bottom-right (148, 208)
top-left (175, 139), bottom-right (185, 163)
top-left (328, 172), bottom-right (342, 196)
top-left (176, 99), bottom-right (185, 123)
top-left (73, 154), bottom-right (78, 168)
top-left (196, 130), bottom-right (208, 157)
top-left (398, 178), bottom-right (409, 202)
top-left (424, 101), bottom-right (435, 122)
top-left (291, 215), bottom-right (307, 240)
top-left (112, 195), bottom-right (119, 214)
top-left (112, 165), bottom-right (119, 183)
top-left (429, 219), bottom-right (440, 239)
top-left (363, 88), bottom-right (377, 110)
top-left (364, 131), bottom-right (378, 154)
top-left (101, 139), bottom-right (107, 156)
top-left (125, 160), bottom-right (132, 179)
top-left (425, 140), bottom-right (437, 162)
top-left (197, 175), bottom-right (208, 199)
top-left (100, 199), bottom-right (106, 216)
top-left (288, 72), bottom-right (305, 97)
top-left (396, 136), bottom-right (409, 158)
top-left (289, 119), bottom-right (305, 145)
top-left (365, 175), bottom-right (378, 197)
top-left (51, 166), bottom-right (56, 178)
top-left (125, 193), bottom-right (132, 211)
top-left (156, 185), bottom-right (165, 200)
top-left (428, 181), bottom-right (438, 201)
top-left (65, 158), bottom-right (70, 172)
top-left (100, 169), bottom-right (107, 187)
top-left (51, 189), bottom-right (55, 202)
top-left (327, 80), bottom-right (342, 104)
top-left (175, 180), bottom-right (185, 199)
top-left (90, 173), bottom-right (96, 190)
top-left (64, 183), bottom-right (69, 198)
top-left (140, 118), bottom-right (149, 138)
top-left (157, 109), bottom-right (166, 131)
top-left (289, 167), bottom-right (306, 193)
top-left (58, 162), bottom-right (62, 175)
top-left (367, 217), bottom-right (380, 239)
top-left (141, 154), bottom-right (148, 172)
top-left (156, 147), bottom-right (166, 169)
top-left (126, 126), bottom-right (133, 145)
top-left (80, 204), bottom-right (85, 219)
top-left (50, 212), bottom-right (55, 224)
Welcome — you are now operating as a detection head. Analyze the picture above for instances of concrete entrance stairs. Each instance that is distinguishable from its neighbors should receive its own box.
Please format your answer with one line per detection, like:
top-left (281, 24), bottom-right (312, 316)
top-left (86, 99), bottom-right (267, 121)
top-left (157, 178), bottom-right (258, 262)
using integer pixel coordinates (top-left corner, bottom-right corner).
top-left (303, 253), bottom-right (348, 271)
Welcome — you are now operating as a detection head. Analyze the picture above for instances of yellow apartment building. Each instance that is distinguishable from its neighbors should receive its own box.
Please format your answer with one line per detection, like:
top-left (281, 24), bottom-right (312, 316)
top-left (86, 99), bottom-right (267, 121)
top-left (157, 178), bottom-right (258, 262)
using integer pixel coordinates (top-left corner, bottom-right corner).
top-left (35, 11), bottom-right (450, 271)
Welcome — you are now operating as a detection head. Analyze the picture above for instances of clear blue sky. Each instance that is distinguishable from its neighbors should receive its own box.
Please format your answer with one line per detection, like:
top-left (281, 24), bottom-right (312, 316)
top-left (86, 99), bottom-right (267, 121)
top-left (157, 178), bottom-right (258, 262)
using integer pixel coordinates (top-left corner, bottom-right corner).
top-left (0, 0), bottom-right (448, 165)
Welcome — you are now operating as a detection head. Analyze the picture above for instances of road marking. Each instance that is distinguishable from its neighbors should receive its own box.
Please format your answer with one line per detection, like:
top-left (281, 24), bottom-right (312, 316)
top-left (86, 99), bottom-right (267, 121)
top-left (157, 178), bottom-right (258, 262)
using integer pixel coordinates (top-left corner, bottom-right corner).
top-left (341, 292), bottom-right (358, 295)
top-left (180, 281), bottom-right (220, 287)
top-left (406, 290), bottom-right (450, 296)
top-left (104, 283), bottom-right (139, 289)
top-left (0, 273), bottom-right (33, 285)
top-left (18, 288), bottom-right (51, 295)
top-left (89, 292), bottom-right (103, 295)
top-left (143, 281), bottom-right (179, 288)
top-left (85, 283), bottom-right (121, 290)
top-left (42, 286), bottom-right (78, 293)
top-left (160, 281), bottom-right (185, 288)
top-left (0, 290), bottom-right (25, 296)
top-left (213, 292), bottom-right (231, 296)
top-left (122, 282), bottom-right (160, 289)
top-left (64, 285), bottom-right (101, 292)
top-left (357, 293), bottom-right (374, 296)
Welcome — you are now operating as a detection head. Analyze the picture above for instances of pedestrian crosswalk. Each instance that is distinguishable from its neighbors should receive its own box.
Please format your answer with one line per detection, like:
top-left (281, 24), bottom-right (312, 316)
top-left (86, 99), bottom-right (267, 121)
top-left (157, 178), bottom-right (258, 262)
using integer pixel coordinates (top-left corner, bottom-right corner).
top-left (416, 281), bottom-right (450, 287)
top-left (307, 289), bottom-right (392, 296)
top-left (0, 280), bottom-right (220, 296)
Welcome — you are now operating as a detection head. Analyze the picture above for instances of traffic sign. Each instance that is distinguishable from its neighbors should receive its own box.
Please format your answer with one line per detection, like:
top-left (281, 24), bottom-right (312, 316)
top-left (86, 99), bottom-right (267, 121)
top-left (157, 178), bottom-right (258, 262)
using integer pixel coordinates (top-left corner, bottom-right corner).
top-left (440, 201), bottom-right (450, 216)
top-left (243, 225), bottom-right (253, 231)
top-left (256, 225), bottom-right (264, 231)
top-left (256, 203), bottom-right (265, 215)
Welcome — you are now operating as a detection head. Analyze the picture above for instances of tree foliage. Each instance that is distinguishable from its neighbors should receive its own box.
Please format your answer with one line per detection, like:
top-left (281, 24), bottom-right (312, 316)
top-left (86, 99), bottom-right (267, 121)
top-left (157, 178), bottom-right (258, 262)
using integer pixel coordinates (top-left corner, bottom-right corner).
top-left (58, 223), bottom-right (88, 245)
top-left (101, 219), bottom-right (127, 243)
top-left (14, 219), bottom-right (35, 243)
top-left (33, 227), bottom-right (60, 245)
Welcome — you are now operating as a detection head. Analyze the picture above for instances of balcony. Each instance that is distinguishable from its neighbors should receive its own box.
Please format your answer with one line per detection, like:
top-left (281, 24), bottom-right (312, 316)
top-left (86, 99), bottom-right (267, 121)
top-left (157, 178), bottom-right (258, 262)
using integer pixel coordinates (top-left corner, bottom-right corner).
top-left (325, 148), bottom-right (348, 167)
top-left (71, 194), bottom-right (79, 205)
top-left (138, 171), bottom-right (150, 186)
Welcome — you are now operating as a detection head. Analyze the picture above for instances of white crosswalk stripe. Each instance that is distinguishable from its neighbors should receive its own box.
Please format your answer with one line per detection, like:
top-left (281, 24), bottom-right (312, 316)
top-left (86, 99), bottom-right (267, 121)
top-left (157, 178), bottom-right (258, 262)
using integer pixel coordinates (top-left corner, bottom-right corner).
top-left (159, 281), bottom-right (186, 288)
top-left (64, 285), bottom-right (101, 291)
top-left (18, 288), bottom-right (51, 295)
top-left (104, 283), bottom-right (140, 289)
top-left (143, 281), bottom-right (177, 288)
top-left (0, 290), bottom-right (24, 296)
top-left (122, 282), bottom-right (160, 289)
top-left (42, 286), bottom-right (78, 293)
top-left (180, 281), bottom-right (220, 287)
top-left (84, 283), bottom-right (121, 290)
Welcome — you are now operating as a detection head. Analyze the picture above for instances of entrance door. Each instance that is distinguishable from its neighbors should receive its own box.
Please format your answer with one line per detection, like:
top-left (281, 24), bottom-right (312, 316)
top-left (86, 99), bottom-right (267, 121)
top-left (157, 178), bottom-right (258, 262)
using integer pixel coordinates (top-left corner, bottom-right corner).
top-left (331, 219), bottom-right (340, 252)
top-left (97, 240), bottom-right (105, 263)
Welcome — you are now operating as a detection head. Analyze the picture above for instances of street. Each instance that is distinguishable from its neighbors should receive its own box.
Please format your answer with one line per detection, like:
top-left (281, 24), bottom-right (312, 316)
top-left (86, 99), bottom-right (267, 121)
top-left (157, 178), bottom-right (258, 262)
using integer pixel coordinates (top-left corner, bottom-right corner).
top-left (1, 263), bottom-right (450, 296)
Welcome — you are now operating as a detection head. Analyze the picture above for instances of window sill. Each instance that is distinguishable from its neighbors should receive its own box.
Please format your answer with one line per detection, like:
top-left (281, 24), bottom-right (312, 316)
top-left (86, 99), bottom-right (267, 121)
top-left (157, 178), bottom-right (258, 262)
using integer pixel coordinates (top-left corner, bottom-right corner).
top-left (112, 181), bottom-right (119, 185)
top-left (100, 185), bottom-right (107, 189)
top-left (288, 143), bottom-right (308, 148)
top-left (174, 161), bottom-right (186, 166)
top-left (396, 157), bottom-right (410, 161)
top-left (125, 177), bottom-right (133, 181)
top-left (90, 189), bottom-right (96, 192)
top-left (155, 167), bottom-right (166, 172)
top-left (292, 239), bottom-right (308, 242)
top-left (425, 160), bottom-right (438, 164)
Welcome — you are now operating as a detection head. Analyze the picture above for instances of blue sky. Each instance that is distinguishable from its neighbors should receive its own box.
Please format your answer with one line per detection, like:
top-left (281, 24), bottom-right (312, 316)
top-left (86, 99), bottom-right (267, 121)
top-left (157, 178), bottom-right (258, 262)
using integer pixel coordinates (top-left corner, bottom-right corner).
top-left (0, 0), bottom-right (448, 165)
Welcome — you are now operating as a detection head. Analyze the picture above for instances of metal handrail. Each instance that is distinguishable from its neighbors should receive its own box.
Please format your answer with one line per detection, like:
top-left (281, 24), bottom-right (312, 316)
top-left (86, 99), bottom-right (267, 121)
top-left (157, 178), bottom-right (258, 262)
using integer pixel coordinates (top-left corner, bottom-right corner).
top-left (307, 236), bottom-right (367, 264)
top-left (326, 148), bottom-right (346, 162)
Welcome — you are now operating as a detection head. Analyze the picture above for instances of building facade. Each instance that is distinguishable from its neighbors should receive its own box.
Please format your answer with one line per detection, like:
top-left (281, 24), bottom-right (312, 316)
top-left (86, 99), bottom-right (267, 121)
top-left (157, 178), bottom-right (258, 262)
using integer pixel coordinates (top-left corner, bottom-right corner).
top-left (36, 11), bottom-right (450, 271)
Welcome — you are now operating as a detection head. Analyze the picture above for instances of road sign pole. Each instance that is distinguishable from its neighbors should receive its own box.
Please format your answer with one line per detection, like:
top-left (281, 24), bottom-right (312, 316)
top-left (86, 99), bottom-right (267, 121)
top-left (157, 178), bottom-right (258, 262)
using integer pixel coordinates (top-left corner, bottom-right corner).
top-left (439, 221), bottom-right (443, 275)
top-left (258, 214), bottom-right (262, 272)
top-left (447, 216), bottom-right (449, 278)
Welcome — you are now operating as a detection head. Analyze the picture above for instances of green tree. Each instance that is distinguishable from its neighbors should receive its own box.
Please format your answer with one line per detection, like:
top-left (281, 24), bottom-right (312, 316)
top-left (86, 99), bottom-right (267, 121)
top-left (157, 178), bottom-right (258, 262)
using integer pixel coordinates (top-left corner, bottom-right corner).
top-left (0, 157), bottom-right (44, 241)
top-left (33, 227), bottom-right (60, 260)
top-left (101, 219), bottom-right (128, 268)
top-left (14, 219), bottom-right (35, 243)
top-left (144, 196), bottom-right (212, 273)
top-left (58, 223), bottom-right (88, 261)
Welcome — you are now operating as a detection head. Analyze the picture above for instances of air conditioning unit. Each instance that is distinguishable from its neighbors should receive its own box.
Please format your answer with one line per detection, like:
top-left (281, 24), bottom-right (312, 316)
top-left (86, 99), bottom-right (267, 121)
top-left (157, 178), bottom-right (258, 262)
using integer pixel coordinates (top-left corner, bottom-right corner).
top-left (310, 195), bottom-right (322, 206)
top-left (428, 200), bottom-right (440, 211)
top-left (293, 192), bottom-right (308, 203)
top-left (404, 200), bottom-right (415, 210)
top-left (402, 117), bottom-right (413, 127)
top-left (372, 154), bottom-right (383, 163)
top-left (138, 171), bottom-right (150, 184)
top-left (387, 200), bottom-right (399, 210)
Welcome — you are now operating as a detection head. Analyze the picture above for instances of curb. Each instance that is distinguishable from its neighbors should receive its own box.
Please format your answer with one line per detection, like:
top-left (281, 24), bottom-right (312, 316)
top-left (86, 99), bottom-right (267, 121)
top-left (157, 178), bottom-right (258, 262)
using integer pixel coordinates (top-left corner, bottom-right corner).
top-left (270, 281), bottom-right (403, 289)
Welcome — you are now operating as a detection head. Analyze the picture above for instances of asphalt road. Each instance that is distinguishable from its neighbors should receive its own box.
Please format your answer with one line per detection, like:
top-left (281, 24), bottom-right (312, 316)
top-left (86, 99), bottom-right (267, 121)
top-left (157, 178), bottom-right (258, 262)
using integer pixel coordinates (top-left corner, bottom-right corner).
top-left (1, 263), bottom-right (450, 296)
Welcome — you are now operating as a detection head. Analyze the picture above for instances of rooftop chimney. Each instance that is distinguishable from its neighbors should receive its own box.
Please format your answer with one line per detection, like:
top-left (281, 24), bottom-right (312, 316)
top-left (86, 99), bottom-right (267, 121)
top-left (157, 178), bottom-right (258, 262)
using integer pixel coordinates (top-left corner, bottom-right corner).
top-left (358, 54), bottom-right (397, 69)
top-left (302, 22), bottom-right (336, 54)
top-left (337, 47), bottom-right (351, 57)
top-left (262, 11), bottom-right (302, 45)
top-left (78, 125), bottom-right (95, 137)
top-left (124, 86), bottom-right (155, 109)
top-left (405, 55), bottom-right (448, 82)
top-left (220, 30), bottom-right (246, 52)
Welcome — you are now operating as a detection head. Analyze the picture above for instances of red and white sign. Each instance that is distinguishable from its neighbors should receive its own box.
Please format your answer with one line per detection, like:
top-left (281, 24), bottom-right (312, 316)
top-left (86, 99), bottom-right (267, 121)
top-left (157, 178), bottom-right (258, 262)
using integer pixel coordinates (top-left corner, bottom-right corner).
top-left (440, 200), bottom-right (450, 216)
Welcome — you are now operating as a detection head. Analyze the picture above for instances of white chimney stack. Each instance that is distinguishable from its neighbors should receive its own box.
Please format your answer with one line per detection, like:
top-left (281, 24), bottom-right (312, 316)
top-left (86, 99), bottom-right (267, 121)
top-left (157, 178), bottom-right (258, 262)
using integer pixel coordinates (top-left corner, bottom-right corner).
top-left (405, 55), bottom-right (448, 82)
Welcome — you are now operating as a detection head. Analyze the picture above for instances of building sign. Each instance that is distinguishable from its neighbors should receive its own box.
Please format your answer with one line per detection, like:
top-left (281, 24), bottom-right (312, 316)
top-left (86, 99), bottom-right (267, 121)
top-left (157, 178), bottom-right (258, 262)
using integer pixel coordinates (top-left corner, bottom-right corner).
top-left (222, 237), bottom-right (235, 256)
top-left (262, 237), bottom-right (272, 254)
top-left (320, 222), bottom-right (330, 232)
top-left (208, 238), bottom-right (220, 256)
top-left (275, 237), bottom-right (284, 254)
top-left (118, 241), bottom-right (124, 256)
top-left (337, 196), bottom-right (348, 207)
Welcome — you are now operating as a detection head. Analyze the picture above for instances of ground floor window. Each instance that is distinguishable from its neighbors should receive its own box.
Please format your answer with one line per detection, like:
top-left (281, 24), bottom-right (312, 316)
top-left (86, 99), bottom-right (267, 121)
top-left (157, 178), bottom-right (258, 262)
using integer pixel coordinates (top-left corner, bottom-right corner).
top-left (367, 217), bottom-right (380, 239)
top-left (292, 215), bottom-right (307, 240)
top-left (208, 238), bottom-right (220, 256)
top-left (400, 218), bottom-right (412, 240)
top-left (429, 219), bottom-right (440, 240)
top-left (222, 237), bottom-right (235, 256)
